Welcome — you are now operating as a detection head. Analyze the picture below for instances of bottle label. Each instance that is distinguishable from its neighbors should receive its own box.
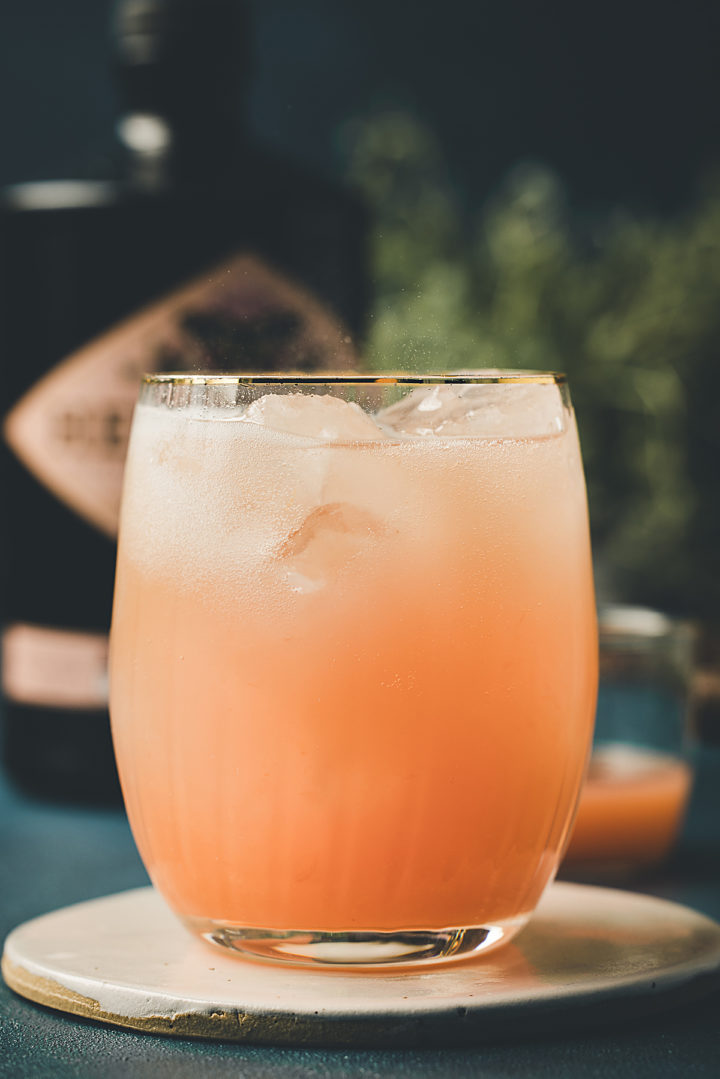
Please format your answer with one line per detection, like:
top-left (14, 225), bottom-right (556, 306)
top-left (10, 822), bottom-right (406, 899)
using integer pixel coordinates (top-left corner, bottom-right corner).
top-left (2, 623), bottom-right (109, 710)
top-left (3, 255), bottom-right (354, 537)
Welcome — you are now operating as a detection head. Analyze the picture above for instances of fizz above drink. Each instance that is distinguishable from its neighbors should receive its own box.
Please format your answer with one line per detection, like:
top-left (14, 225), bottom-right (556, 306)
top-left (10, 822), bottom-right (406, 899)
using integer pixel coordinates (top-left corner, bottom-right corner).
top-left (110, 374), bottom-right (597, 964)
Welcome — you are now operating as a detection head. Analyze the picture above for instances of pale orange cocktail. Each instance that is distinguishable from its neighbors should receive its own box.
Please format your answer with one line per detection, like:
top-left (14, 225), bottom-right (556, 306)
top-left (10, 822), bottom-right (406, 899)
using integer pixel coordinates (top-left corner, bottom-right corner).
top-left (110, 374), bottom-right (597, 965)
top-left (563, 745), bottom-right (693, 873)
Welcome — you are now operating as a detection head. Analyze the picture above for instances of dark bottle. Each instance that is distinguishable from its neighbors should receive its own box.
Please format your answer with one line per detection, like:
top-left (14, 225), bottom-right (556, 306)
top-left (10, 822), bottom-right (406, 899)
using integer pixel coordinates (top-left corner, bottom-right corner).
top-left (0, 0), bottom-right (367, 802)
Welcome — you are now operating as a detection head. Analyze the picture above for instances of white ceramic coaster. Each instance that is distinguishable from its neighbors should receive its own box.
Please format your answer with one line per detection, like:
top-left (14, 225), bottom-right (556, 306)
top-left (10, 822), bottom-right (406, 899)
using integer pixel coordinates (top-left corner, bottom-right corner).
top-left (3, 883), bottom-right (720, 1047)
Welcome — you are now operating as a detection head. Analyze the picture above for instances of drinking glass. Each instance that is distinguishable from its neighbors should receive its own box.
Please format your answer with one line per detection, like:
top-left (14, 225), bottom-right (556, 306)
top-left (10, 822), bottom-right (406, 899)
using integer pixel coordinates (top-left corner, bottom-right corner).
top-left (563, 605), bottom-right (695, 878)
top-left (109, 372), bottom-right (597, 967)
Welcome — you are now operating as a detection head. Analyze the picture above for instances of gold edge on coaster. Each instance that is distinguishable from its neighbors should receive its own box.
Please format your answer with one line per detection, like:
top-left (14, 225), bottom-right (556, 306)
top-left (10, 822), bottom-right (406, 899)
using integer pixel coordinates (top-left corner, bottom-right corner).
top-left (3, 954), bottom-right (105, 1023)
top-left (5, 949), bottom-right (720, 1048)
top-left (0, 953), bottom-right (421, 1047)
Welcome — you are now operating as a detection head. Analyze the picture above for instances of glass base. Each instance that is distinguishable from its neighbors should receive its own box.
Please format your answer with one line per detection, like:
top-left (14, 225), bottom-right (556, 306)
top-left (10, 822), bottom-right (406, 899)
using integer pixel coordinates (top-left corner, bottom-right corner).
top-left (187, 915), bottom-right (530, 967)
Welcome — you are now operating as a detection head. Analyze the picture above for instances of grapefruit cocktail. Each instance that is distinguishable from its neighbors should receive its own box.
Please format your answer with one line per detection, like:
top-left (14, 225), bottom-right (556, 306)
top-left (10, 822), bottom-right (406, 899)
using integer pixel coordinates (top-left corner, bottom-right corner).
top-left (110, 373), bottom-right (597, 965)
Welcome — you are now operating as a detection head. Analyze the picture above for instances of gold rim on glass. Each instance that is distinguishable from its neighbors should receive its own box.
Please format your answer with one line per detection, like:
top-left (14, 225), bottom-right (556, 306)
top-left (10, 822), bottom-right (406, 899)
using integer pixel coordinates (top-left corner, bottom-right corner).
top-left (142, 371), bottom-right (567, 387)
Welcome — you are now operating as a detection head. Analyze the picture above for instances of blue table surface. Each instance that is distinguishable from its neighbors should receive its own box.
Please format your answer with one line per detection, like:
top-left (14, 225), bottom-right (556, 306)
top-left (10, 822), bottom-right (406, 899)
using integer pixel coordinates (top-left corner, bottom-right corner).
top-left (2, 750), bottom-right (720, 1079)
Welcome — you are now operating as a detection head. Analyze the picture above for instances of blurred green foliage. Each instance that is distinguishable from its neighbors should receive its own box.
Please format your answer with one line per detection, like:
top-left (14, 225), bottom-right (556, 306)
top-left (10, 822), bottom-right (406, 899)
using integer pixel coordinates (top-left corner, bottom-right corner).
top-left (344, 112), bottom-right (720, 619)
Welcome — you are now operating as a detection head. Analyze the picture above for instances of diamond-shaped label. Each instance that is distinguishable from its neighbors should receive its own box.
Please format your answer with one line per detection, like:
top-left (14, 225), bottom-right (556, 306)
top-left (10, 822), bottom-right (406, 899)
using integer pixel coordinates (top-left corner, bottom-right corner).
top-left (4, 254), bottom-right (355, 537)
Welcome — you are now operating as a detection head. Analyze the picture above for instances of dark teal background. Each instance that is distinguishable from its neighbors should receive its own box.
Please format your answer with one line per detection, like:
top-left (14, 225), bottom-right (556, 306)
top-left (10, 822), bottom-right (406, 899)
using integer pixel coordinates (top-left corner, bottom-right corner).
top-left (1, 1), bottom-right (719, 211)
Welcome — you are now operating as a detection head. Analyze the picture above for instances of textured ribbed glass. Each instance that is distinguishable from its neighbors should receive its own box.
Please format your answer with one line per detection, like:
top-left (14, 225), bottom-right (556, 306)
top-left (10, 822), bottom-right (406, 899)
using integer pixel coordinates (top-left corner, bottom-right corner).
top-left (110, 373), bottom-right (597, 966)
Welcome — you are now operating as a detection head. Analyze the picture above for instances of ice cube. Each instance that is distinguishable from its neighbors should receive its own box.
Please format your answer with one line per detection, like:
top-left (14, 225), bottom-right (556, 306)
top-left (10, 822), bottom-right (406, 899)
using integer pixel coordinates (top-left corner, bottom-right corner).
top-left (376, 381), bottom-right (567, 438)
top-left (240, 392), bottom-right (386, 442)
top-left (279, 501), bottom-right (389, 593)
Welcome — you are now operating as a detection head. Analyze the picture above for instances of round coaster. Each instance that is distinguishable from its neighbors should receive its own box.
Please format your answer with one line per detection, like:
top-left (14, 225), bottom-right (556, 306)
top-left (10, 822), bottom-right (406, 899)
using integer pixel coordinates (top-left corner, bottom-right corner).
top-left (3, 883), bottom-right (720, 1047)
